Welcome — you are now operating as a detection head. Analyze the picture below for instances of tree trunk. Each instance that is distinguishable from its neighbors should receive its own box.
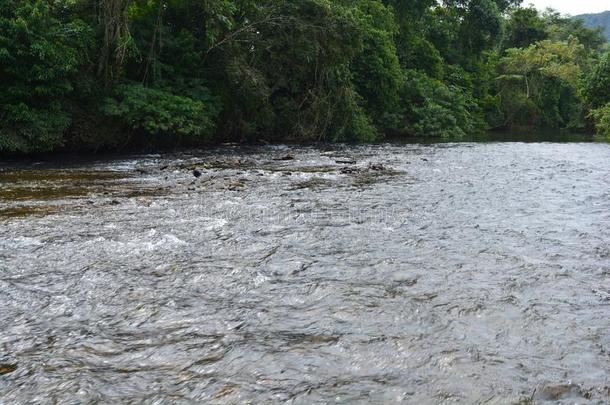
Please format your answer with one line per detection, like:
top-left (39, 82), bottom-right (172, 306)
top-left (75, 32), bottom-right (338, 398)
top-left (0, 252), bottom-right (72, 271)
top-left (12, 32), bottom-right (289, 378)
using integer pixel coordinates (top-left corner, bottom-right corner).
top-left (98, 0), bottom-right (131, 89)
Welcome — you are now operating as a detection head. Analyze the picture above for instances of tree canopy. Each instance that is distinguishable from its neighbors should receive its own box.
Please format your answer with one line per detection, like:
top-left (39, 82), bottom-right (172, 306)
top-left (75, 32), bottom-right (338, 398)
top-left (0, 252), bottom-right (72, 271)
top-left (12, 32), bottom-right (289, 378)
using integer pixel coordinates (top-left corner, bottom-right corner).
top-left (1, 0), bottom-right (609, 153)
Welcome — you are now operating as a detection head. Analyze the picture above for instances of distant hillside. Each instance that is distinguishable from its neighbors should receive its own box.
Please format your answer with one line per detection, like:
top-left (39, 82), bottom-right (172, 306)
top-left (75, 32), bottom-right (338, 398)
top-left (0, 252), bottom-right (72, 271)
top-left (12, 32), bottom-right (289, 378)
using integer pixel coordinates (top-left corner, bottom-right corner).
top-left (576, 11), bottom-right (610, 40)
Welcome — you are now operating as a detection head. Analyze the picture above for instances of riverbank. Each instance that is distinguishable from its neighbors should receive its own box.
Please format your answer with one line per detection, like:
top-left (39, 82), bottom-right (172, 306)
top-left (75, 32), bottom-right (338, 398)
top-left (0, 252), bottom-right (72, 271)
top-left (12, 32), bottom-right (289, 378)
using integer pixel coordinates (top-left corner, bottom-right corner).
top-left (1, 130), bottom-right (607, 161)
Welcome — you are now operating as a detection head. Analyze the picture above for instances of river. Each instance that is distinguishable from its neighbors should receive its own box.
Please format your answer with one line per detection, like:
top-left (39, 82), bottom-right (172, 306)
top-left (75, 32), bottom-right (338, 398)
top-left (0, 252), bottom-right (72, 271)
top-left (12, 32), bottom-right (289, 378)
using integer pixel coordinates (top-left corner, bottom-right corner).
top-left (1, 141), bottom-right (609, 403)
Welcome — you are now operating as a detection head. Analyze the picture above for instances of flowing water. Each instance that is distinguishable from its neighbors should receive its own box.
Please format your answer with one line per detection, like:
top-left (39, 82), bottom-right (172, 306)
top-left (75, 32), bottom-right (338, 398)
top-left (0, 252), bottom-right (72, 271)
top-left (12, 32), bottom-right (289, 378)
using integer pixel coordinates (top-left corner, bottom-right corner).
top-left (1, 142), bottom-right (609, 403)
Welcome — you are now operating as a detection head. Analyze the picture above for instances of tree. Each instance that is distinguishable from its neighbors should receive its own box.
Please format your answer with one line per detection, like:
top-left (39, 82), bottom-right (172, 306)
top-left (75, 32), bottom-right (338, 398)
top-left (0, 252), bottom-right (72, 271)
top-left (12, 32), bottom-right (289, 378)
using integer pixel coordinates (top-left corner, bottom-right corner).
top-left (1, 0), bottom-right (608, 154)
top-left (0, 0), bottom-right (92, 153)
top-left (459, 0), bottom-right (503, 57)
top-left (98, 0), bottom-right (131, 87)
top-left (350, 0), bottom-right (403, 129)
top-left (504, 6), bottom-right (547, 49)
top-left (583, 52), bottom-right (610, 109)
top-left (589, 103), bottom-right (610, 137)
top-left (497, 39), bottom-right (585, 128)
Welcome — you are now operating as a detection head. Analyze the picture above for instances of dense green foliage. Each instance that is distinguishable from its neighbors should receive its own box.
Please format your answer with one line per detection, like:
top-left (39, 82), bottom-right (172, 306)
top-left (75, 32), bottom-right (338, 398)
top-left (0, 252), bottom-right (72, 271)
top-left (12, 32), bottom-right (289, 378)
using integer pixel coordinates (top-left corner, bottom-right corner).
top-left (1, 0), bottom-right (609, 153)
top-left (0, 0), bottom-right (92, 152)
top-left (590, 103), bottom-right (610, 136)
top-left (585, 52), bottom-right (610, 136)
top-left (103, 83), bottom-right (219, 139)
top-left (497, 39), bottom-right (585, 129)
top-left (583, 52), bottom-right (610, 109)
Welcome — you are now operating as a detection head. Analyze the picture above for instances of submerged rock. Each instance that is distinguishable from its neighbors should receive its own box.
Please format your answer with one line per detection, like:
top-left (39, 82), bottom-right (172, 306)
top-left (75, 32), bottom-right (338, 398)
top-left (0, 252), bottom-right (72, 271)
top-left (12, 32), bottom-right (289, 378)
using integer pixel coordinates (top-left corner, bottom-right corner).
top-left (135, 167), bottom-right (151, 175)
top-left (536, 383), bottom-right (589, 401)
top-left (227, 179), bottom-right (247, 191)
top-left (291, 177), bottom-right (331, 190)
top-left (274, 154), bottom-right (295, 161)
top-left (0, 364), bottom-right (17, 375)
top-left (340, 166), bottom-right (361, 174)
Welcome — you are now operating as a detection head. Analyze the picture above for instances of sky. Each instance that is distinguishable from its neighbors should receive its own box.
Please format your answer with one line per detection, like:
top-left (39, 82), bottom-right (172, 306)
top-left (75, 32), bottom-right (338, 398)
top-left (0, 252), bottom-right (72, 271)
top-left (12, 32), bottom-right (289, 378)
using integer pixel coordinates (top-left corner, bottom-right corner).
top-left (525, 0), bottom-right (609, 16)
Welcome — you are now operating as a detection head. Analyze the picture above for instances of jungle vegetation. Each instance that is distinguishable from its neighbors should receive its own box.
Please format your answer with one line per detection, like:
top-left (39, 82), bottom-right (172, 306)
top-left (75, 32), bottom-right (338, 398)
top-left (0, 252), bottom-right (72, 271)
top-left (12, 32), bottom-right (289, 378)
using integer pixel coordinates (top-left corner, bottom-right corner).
top-left (1, 0), bottom-right (610, 153)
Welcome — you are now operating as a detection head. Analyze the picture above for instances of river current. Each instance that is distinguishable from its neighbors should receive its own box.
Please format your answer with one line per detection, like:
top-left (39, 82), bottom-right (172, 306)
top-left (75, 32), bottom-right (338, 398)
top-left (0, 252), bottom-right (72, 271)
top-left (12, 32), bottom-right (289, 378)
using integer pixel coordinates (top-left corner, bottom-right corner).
top-left (1, 142), bottom-right (609, 403)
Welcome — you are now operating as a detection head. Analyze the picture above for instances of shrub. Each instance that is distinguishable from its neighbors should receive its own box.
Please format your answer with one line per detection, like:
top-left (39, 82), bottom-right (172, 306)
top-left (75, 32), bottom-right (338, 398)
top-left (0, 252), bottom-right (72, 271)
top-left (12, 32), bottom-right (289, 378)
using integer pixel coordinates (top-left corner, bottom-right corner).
top-left (103, 83), bottom-right (220, 140)
top-left (590, 103), bottom-right (610, 137)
